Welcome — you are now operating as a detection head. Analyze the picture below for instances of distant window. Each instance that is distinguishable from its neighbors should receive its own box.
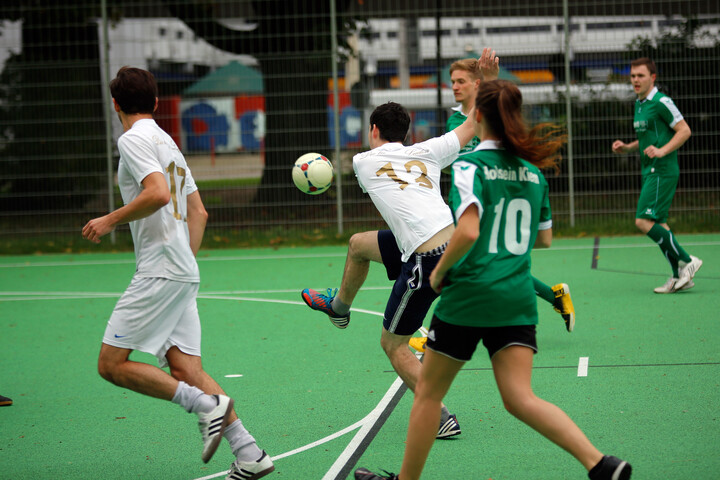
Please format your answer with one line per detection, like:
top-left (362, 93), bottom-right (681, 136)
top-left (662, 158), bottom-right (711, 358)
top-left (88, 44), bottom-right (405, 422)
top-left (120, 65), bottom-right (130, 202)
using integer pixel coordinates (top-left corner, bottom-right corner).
top-left (586, 21), bottom-right (649, 30)
top-left (421, 29), bottom-right (451, 37)
top-left (458, 23), bottom-right (480, 35)
top-left (487, 25), bottom-right (551, 34)
top-left (557, 23), bottom-right (580, 32)
top-left (387, 31), bottom-right (397, 39)
top-left (176, 31), bottom-right (184, 40)
top-left (659, 19), bottom-right (682, 27)
top-left (158, 27), bottom-right (166, 37)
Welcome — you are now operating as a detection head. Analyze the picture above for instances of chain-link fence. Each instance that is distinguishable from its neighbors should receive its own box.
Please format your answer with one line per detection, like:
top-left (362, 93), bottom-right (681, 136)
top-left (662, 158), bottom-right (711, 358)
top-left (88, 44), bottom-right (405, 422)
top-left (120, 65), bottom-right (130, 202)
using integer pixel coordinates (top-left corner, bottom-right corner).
top-left (1, 1), bottom-right (718, 252)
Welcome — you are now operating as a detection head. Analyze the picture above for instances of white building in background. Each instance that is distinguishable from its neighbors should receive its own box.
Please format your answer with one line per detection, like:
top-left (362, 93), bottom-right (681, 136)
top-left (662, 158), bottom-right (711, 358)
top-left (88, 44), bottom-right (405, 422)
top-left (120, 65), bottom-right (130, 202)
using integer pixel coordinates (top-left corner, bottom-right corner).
top-left (102, 18), bottom-right (257, 78)
top-left (356, 15), bottom-right (720, 61)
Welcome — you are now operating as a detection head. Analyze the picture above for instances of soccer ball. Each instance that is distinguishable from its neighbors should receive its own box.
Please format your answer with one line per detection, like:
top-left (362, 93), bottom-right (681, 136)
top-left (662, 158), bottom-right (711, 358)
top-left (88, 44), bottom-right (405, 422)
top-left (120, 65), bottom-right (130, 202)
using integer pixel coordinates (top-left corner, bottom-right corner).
top-left (292, 153), bottom-right (334, 195)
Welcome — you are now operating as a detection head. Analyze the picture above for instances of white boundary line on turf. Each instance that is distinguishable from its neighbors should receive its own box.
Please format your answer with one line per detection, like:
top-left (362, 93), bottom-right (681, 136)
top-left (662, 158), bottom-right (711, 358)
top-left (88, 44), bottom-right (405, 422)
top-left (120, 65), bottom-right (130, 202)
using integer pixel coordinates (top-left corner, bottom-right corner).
top-left (578, 357), bottom-right (589, 377)
top-left (2, 240), bottom-right (718, 268)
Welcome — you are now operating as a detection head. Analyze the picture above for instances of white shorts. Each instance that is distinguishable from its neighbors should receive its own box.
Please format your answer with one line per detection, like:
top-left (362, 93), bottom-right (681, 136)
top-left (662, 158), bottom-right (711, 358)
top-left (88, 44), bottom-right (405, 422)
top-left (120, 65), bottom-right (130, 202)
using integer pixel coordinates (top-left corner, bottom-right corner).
top-left (103, 276), bottom-right (201, 368)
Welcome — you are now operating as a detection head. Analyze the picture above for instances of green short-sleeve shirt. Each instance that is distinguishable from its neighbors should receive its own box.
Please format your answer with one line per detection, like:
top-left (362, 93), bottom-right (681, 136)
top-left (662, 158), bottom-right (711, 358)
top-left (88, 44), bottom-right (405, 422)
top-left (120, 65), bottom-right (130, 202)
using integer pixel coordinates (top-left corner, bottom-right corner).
top-left (634, 87), bottom-right (684, 177)
top-left (434, 142), bottom-right (551, 327)
top-left (446, 109), bottom-right (480, 155)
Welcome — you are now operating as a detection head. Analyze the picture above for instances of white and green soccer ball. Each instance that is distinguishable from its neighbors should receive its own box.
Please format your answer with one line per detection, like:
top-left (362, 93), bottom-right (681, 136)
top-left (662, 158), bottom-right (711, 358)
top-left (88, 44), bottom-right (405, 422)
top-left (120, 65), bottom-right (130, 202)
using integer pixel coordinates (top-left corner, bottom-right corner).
top-left (292, 152), bottom-right (334, 195)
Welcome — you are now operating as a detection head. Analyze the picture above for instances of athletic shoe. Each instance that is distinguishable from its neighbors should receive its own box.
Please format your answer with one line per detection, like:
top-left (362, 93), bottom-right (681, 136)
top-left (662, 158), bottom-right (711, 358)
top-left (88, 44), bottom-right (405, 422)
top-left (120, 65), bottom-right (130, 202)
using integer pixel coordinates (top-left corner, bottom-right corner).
top-left (354, 468), bottom-right (398, 480)
top-left (226, 451), bottom-right (275, 480)
top-left (678, 280), bottom-right (695, 291)
top-left (0, 395), bottom-right (12, 406)
top-left (588, 455), bottom-right (632, 480)
top-left (198, 394), bottom-right (234, 463)
top-left (408, 336), bottom-right (427, 352)
top-left (676, 255), bottom-right (702, 290)
top-left (551, 283), bottom-right (575, 332)
top-left (654, 277), bottom-right (679, 294)
top-left (437, 414), bottom-right (461, 438)
top-left (301, 288), bottom-right (350, 329)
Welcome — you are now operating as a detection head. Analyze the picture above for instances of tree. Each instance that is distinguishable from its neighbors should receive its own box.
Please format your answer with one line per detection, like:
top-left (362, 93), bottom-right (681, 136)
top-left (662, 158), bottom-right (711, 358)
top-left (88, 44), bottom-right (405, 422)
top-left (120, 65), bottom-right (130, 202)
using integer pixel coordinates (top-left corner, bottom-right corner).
top-left (0, 1), bottom-right (110, 213)
top-left (164, 0), bottom-right (357, 211)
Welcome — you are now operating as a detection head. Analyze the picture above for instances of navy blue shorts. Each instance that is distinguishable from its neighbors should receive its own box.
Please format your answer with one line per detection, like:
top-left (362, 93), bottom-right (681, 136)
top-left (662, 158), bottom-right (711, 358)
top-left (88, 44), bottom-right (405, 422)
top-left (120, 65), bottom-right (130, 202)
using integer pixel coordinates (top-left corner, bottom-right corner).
top-left (426, 315), bottom-right (538, 362)
top-left (378, 230), bottom-right (445, 336)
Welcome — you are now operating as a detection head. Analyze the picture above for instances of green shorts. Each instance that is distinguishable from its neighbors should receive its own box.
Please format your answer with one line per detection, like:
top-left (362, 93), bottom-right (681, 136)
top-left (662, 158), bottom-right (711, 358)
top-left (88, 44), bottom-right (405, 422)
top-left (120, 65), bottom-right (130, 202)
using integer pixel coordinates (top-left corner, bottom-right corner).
top-left (636, 174), bottom-right (678, 223)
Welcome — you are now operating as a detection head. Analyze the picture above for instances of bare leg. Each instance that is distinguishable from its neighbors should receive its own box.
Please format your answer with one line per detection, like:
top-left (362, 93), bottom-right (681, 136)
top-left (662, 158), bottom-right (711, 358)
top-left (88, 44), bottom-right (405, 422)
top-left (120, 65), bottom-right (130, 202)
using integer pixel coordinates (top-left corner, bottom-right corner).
top-left (492, 345), bottom-right (603, 471)
top-left (97, 343), bottom-right (178, 400)
top-left (398, 349), bottom-right (464, 480)
top-left (336, 231), bottom-right (383, 305)
top-left (166, 346), bottom-right (238, 423)
top-left (380, 328), bottom-right (424, 392)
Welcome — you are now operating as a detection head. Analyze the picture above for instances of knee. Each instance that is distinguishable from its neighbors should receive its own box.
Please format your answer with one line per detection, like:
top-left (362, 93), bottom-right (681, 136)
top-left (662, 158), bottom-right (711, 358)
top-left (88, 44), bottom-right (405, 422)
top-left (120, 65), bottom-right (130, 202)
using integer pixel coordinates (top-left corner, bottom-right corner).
top-left (347, 233), bottom-right (365, 260)
top-left (635, 218), bottom-right (652, 232)
top-left (97, 357), bottom-right (116, 384)
top-left (501, 393), bottom-right (535, 419)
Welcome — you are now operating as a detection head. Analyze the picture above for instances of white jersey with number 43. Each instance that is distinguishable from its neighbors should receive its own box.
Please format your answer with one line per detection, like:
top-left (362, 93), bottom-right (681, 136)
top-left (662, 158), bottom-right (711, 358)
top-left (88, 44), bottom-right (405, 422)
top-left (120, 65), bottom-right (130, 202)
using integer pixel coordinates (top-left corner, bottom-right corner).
top-left (117, 118), bottom-right (200, 282)
top-left (353, 131), bottom-right (461, 262)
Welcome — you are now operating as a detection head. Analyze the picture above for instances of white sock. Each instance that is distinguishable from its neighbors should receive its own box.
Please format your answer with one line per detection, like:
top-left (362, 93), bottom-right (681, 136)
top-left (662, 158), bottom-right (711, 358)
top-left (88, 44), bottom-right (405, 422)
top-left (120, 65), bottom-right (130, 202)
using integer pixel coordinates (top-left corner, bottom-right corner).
top-left (224, 419), bottom-right (262, 462)
top-left (171, 381), bottom-right (217, 414)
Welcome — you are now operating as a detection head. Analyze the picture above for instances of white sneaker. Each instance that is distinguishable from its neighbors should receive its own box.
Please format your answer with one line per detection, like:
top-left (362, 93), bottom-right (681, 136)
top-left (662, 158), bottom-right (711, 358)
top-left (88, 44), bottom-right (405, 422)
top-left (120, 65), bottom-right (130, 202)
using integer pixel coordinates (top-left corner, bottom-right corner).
top-left (654, 277), bottom-right (679, 294)
top-left (675, 255), bottom-right (702, 290)
top-left (226, 451), bottom-right (275, 480)
top-left (678, 279), bottom-right (695, 291)
top-left (198, 394), bottom-right (234, 463)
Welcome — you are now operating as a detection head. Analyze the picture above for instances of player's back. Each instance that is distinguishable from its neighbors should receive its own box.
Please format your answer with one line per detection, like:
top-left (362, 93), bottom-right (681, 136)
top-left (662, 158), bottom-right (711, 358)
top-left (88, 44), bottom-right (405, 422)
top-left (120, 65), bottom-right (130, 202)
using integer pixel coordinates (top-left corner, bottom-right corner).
top-left (117, 119), bottom-right (199, 282)
top-left (436, 146), bottom-right (549, 327)
top-left (352, 132), bottom-right (461, 260)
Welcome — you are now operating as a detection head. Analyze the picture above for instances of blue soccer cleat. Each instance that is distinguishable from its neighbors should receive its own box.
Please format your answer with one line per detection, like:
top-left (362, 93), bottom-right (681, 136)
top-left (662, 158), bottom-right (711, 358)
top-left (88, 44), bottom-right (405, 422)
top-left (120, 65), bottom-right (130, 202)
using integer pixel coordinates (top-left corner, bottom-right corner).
top-left (301, 288), bottom-right (350, 329)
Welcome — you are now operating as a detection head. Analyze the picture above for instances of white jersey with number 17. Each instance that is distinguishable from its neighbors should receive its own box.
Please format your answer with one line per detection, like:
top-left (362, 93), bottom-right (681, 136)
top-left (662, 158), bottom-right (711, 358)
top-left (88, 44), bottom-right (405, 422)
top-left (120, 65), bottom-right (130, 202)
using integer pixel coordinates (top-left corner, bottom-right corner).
top-left (117, 118), bottom-right (200, 282)
top-left (353, 131), bottom-right (461, 262)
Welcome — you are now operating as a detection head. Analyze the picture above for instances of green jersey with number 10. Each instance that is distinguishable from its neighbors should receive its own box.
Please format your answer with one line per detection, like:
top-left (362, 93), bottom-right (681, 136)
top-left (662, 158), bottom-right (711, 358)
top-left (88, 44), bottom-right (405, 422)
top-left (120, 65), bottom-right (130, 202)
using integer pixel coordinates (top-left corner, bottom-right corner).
top-left (434, 142), bottom-right (552, 327)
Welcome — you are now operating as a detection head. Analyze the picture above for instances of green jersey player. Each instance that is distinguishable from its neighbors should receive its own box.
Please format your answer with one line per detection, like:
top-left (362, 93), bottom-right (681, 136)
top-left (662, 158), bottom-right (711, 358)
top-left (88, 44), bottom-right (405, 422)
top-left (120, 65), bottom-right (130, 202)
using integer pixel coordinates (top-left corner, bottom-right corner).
top-left (612, 57), bottom-right (702, 293)
top-left (447, 56), bottom-right (575, 331)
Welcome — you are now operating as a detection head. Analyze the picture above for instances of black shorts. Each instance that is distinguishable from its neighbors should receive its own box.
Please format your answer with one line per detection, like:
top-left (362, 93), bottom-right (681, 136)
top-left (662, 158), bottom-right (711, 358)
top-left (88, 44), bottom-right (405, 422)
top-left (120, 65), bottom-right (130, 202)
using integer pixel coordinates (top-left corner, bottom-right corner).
top-left (426, 315), bottom-right (538, 362)
top-left (378, 230), bottom-right (445, 336)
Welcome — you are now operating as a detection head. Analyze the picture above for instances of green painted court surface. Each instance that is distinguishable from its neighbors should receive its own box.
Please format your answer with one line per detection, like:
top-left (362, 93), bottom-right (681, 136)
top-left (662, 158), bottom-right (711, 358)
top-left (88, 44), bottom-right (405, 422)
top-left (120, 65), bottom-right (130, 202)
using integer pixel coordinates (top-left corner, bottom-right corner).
top-left (1, 234), bottom-right (719, 479)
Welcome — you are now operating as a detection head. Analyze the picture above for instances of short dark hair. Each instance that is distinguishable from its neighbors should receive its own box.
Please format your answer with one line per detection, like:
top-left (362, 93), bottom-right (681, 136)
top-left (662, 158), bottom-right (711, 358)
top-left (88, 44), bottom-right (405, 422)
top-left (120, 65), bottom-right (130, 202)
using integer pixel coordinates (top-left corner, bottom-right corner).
top-left (630, 57), bottom-right (656, 75)
top-left (110, 67), bottom-right (158, 114)
top-left (369, 102), bottom-right (410, 143)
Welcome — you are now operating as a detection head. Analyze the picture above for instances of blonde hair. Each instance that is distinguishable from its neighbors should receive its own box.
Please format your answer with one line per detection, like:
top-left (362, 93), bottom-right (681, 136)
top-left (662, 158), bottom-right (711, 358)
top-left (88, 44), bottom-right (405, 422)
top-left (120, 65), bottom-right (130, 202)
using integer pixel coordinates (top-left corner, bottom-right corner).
top-left (449, 58), bottom-right (481, 81)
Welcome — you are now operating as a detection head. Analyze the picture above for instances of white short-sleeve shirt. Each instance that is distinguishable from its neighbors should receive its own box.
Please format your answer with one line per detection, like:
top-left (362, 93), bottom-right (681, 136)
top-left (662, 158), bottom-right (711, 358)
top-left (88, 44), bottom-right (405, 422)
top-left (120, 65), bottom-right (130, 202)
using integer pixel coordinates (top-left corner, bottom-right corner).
top-left (117, 119), bottom-right (199, 282)
top-left (353, 131), bottom-right (461, 261)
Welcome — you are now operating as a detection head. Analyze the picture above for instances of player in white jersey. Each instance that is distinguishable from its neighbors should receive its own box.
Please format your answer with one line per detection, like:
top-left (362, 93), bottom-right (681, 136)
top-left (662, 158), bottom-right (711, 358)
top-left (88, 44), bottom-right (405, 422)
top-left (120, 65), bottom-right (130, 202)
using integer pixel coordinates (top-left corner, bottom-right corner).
top-left (302, 100), bottom-right (477, 438)
top-left (82, 67), bottom-right (273, 479)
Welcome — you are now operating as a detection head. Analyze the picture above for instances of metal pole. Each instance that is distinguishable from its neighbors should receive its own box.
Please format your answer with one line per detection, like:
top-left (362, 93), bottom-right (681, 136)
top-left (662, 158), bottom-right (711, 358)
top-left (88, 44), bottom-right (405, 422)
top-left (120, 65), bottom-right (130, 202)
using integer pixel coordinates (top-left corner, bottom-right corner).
top-left (100, 0), bottom-right (116, 243)
top-left (330, 0), bottom-right (343, 234)
top-left (435, 2), bottom-right (443, 131)
top-left (563, 0), bottom-right (575, 228)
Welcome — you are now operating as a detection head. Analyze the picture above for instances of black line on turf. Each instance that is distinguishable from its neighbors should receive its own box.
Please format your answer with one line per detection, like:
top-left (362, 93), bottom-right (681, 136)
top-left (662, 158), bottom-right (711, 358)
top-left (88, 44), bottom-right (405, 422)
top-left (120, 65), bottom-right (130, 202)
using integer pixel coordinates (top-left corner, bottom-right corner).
top-left (591, 236), bottom-right (600, 269)
top-left (383, 362), bottom-right (720, 374)
top-left (332, 371), bottom-right (411, 479)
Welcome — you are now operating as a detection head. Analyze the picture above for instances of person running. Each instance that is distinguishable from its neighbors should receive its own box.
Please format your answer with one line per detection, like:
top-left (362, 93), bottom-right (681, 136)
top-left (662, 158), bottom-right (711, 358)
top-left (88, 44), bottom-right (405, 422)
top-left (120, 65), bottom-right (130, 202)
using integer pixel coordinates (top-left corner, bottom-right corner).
top-left (447, 56), bottom-right (575, 331)
top-left (355, 79), bottom-right (632, 480)
top-left (82, 67), bottom-right (273, 480)
top-left (611, 57), bottom-right (702, 293)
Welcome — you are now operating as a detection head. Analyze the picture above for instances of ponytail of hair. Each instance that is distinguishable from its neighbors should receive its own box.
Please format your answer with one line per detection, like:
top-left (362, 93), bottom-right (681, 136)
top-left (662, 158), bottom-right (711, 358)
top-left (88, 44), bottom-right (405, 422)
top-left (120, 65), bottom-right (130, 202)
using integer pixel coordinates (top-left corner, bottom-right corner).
top-left (477, 80), bottom-right (566, 172)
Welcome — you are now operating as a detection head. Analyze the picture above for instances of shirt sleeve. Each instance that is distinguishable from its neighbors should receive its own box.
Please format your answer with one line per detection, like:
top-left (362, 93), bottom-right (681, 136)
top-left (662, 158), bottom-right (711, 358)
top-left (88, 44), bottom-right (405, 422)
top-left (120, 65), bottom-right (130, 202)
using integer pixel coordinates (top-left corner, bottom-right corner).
top-left (658, 96), bottom-right (684, 128)
top-left (538, 173), bottom-right (552, 231)
top-left (416, 131), bottom-right (462, 170)
top-left (451, 160), bottom-right (483, 222)
top-left (118, 133), bottom-right (162, 185)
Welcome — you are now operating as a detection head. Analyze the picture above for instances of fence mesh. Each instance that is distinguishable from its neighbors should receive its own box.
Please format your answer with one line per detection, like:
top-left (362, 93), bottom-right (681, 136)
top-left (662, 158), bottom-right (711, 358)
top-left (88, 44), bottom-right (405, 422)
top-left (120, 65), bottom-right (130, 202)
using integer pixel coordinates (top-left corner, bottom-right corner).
top-left (0, 1), bottom-right (718, 252)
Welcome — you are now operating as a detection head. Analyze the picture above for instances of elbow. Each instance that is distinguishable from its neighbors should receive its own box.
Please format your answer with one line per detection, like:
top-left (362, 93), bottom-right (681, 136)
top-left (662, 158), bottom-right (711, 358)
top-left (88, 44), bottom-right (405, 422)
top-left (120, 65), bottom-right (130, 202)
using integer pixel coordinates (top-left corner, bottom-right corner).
top-left (536, 238), bottom-right (552, 249)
